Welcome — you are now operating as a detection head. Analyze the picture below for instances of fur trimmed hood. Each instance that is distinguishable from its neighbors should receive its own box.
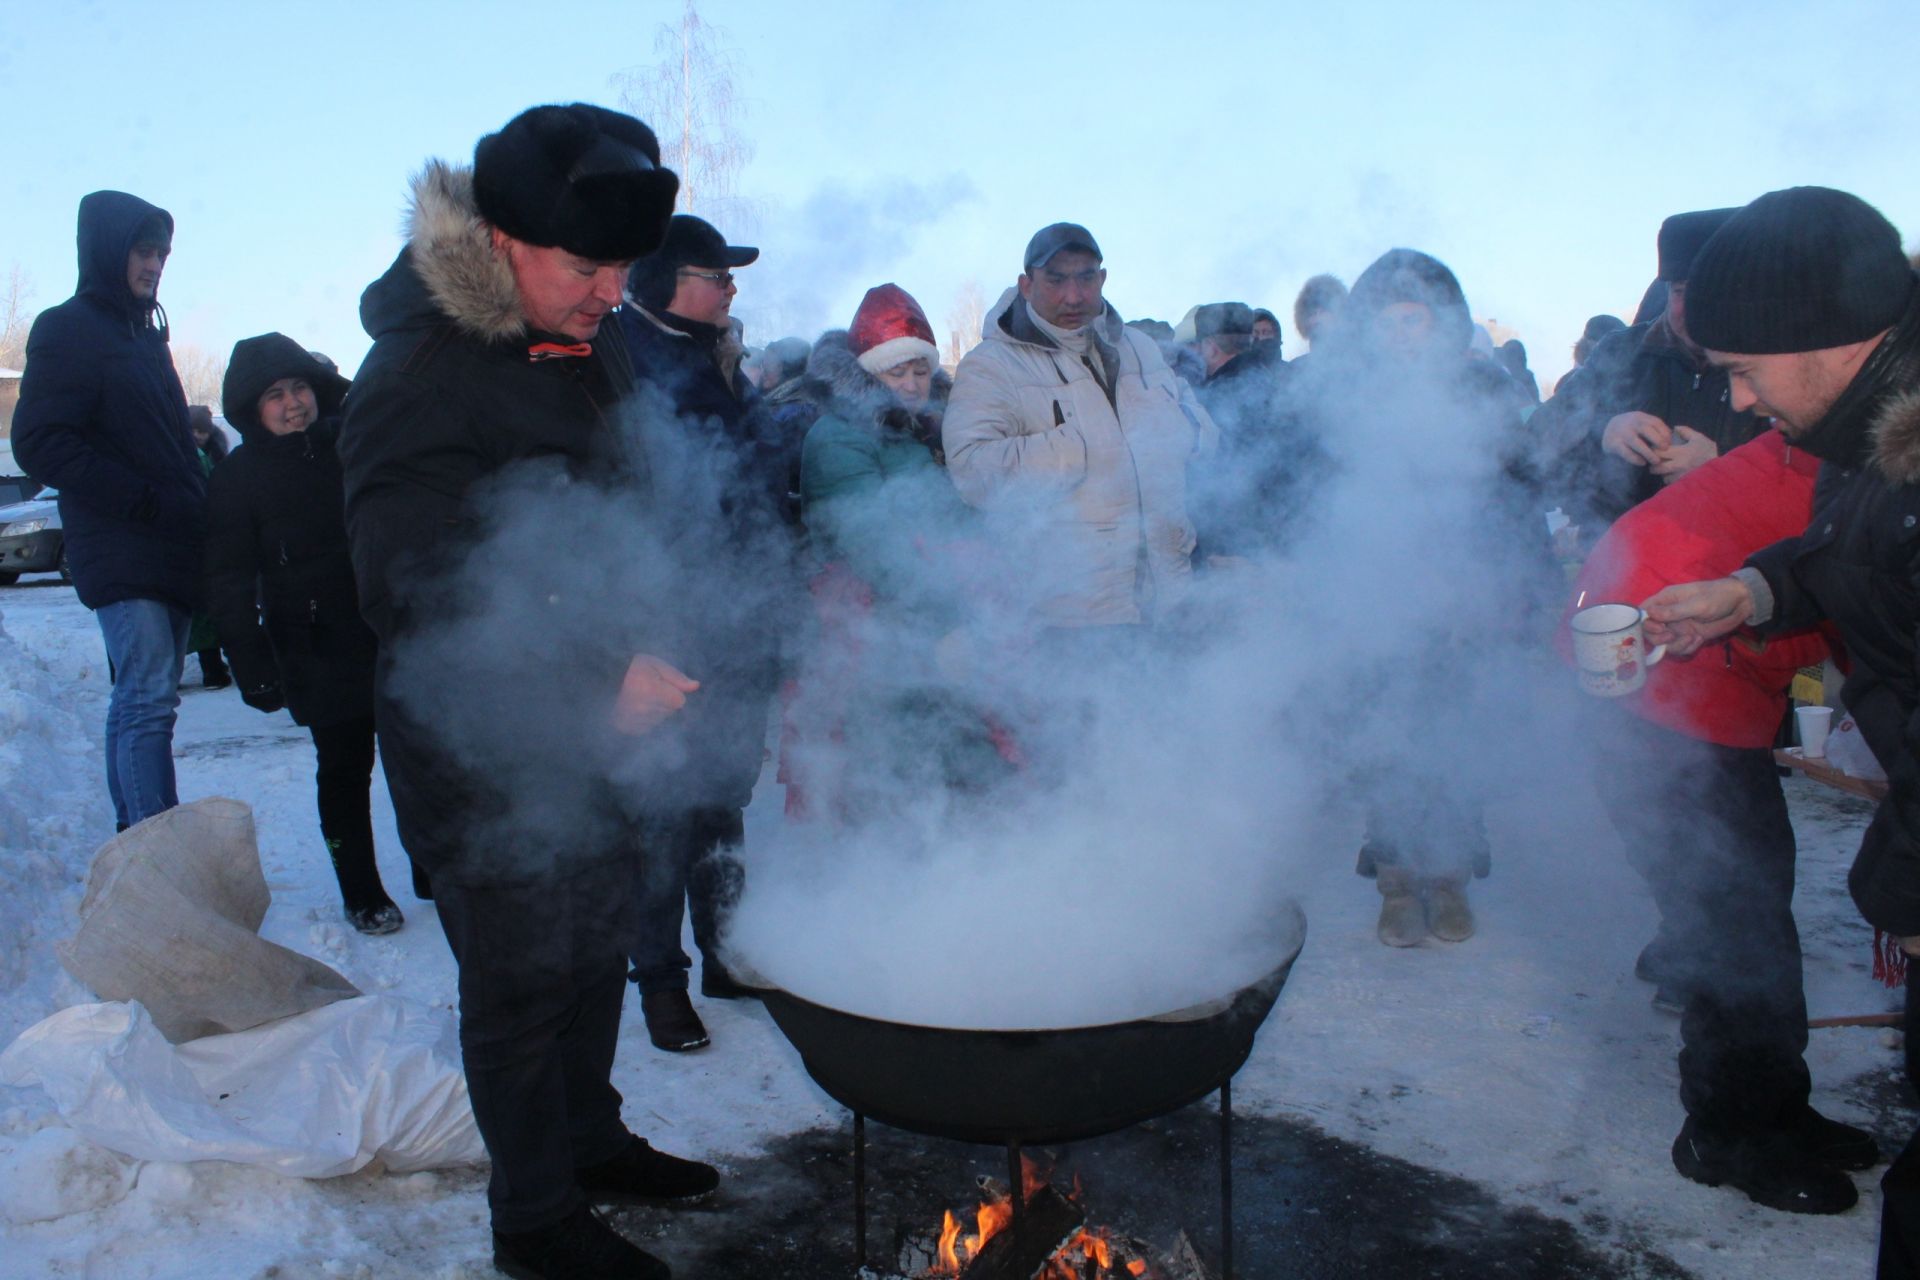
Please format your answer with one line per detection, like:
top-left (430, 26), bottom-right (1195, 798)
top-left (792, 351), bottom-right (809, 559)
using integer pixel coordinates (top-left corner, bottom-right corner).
top-left (1872, 389), bottom-right (1920, 485)
top-left (810, 326), bottom-right (950, 421)
top-left (384, 161), bottom-right (525, 343)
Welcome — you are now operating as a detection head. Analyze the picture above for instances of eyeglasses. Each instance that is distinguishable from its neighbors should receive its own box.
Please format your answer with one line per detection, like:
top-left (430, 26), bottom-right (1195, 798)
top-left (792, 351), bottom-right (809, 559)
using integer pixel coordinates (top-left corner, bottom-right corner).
top-left (677, 269), bottom-right (734, 288)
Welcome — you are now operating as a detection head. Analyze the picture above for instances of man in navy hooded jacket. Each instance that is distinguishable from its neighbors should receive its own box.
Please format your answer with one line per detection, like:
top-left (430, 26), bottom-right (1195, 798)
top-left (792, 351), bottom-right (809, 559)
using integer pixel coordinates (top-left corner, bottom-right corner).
top-left (13, 191), bottom-right (205, 830)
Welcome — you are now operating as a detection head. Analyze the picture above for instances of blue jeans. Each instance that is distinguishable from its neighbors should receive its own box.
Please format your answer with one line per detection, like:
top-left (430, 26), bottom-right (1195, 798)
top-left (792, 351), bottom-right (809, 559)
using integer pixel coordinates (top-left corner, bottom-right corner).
top-left (629, 807), bottom-right (743, 995)
top-left (97, 598), bottom-right (189, 829)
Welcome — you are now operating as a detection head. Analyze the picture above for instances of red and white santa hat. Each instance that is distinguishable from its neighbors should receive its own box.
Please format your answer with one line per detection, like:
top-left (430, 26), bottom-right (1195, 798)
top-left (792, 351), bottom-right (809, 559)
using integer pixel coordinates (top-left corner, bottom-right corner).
top-left (849, 283), bottom-right (940, 375)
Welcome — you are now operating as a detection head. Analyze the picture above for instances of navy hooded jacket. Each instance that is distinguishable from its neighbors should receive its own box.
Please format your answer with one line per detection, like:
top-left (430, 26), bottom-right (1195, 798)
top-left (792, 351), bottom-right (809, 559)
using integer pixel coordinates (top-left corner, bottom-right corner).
top-left (11, 190), bottom-right (205, 612)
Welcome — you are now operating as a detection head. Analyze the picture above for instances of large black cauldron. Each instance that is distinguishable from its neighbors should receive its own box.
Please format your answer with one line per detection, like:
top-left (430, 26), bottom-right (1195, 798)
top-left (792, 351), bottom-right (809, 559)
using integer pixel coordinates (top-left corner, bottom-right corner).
top-left (758, 902), bottom-right (1305, 1146)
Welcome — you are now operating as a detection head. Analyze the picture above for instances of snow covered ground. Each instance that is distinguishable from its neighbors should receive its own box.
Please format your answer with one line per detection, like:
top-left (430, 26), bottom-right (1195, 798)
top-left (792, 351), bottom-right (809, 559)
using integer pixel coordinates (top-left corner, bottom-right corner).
top-left (0, 575), bottom-right (1910, 1278)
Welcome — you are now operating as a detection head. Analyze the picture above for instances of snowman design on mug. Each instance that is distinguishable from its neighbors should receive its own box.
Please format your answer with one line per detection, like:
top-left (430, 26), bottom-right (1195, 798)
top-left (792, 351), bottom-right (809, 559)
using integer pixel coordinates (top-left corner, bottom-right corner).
top-left (1571, 603), bottom-right (1668, 697)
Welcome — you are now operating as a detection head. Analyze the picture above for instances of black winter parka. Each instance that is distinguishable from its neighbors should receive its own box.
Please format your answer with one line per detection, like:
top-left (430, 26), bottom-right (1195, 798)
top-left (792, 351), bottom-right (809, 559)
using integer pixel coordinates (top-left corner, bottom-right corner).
top-left (11, 191), bottom-right (205, 612)
top-left (1539, 315), bottom-right (1768, 529)
top-left (1742, 289), bottom-right (1920, 934)
top-left (336, 163), bottom-right (661, 884)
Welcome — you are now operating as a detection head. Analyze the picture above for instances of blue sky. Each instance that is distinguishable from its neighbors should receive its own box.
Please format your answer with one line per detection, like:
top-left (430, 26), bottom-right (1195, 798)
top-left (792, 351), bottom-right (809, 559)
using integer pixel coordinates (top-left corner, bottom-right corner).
top-left (4, 0), bottom-right (1915, 386)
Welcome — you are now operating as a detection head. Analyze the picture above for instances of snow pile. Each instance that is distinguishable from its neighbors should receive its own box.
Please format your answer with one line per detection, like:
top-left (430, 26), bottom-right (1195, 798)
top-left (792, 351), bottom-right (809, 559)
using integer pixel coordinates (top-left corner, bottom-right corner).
top-left (0, 604), bottom-right (107, 1043)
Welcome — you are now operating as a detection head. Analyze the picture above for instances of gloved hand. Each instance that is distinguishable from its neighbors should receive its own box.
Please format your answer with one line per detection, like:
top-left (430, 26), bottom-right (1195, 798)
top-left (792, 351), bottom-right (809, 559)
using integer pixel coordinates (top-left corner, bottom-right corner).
top-left (240, 683), bottom-right (286, 714)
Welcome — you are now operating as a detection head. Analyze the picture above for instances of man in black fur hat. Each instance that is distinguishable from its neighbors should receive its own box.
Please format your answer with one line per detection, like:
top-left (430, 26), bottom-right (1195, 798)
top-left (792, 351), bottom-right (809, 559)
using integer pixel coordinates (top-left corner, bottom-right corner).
top-left (338, 104), bottom-right (716, 1280)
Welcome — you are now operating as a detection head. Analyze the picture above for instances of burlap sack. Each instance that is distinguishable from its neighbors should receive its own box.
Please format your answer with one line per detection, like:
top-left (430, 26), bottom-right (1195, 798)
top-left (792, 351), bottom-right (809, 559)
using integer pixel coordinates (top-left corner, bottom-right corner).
top-left (56, 798), bottom-right (359, 1043)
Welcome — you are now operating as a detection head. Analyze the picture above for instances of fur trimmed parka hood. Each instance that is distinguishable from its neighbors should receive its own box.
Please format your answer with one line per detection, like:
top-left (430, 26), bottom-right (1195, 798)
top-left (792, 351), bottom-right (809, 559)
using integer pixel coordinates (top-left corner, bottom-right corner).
top-left (359, 161), bottom-right (526, 344)
top-left (1872, 390), bottom-right (1920, 486)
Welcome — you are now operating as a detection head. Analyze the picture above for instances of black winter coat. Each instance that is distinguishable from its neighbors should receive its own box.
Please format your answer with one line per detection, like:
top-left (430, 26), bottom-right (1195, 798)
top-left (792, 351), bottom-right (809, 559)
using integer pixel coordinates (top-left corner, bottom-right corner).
top-left (1192, 341), bottom-right (1324, 557)
top-left (205, 419), bottom-right (376, 727)
top-left (615, 306), bottom-right (800, 811)
top-left (1743, 290), bottom-right (1920, 934)
top-left (337, 163), bottom-right (660, 884)
top-left (1538, 315), bottom-right (1767, 529)
top-left (11, 191), bottom-right (205, 612)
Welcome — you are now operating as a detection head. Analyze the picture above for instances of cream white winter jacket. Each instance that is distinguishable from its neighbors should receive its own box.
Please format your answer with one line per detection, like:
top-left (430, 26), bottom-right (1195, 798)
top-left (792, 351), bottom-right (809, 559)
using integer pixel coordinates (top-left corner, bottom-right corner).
top-left (943, 289), bottom-right (1217, 627)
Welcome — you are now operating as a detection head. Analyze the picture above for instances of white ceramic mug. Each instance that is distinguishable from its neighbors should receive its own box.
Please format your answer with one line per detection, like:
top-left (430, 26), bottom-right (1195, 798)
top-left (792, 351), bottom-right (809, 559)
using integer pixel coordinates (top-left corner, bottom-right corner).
top-left (1570, 603), bottom-right (1668, 698)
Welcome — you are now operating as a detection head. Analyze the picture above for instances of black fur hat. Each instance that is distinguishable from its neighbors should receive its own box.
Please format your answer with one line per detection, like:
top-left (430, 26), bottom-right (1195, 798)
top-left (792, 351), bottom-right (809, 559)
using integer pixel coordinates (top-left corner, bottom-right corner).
top-left (473, 104), bottom-right (680, 261)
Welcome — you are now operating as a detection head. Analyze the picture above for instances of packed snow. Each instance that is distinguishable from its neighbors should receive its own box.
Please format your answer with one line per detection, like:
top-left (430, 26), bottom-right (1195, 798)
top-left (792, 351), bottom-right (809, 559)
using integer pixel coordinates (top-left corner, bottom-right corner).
top-left (0, 575), bottom-right (1910, 1277)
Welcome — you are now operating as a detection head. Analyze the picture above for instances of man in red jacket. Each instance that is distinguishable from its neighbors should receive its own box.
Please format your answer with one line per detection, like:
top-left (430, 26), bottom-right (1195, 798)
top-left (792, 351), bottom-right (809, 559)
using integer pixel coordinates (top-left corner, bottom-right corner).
top-left (1568, 432), bottom-right (1873, 1215)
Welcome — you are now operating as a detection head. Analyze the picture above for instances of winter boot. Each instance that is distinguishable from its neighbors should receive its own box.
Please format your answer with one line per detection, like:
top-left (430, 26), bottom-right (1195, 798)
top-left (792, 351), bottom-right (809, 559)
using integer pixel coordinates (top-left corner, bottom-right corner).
top-left (641, 989), bottom-right (710, 1052)
top-left (1375, 867), bottom-right (1427, 947)
top-left (493, 1203), bottom-right (670, 1280)
top-left (328, 837), bottom-right (402, 936)
top-left (1672, 1117), bottom-right (1858, 1214)
top-left (1792, 1105), bottom-right (1881, 1171)
top-left (1424, 876), bottom-right (1475, 943)
top-left (576, 1134), bottom-right (720, 1205)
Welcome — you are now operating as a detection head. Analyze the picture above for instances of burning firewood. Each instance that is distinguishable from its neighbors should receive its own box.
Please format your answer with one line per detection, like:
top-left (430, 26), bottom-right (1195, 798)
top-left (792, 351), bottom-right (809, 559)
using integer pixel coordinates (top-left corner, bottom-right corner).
top-left (957, 1184), bottom-right (1084, 1280)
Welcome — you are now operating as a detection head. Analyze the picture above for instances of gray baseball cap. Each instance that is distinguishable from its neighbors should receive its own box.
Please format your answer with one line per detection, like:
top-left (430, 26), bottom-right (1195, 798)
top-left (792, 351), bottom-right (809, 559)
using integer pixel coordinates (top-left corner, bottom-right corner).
top-left (1023, 222), bottom-right (1103, 272)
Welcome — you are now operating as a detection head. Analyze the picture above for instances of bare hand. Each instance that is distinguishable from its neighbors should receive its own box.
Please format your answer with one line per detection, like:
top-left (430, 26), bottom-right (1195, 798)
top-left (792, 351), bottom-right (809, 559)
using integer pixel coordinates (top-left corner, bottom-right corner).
top-left (1641, 578), bottom-right (1754, 657)
top-left (611, 655), bottom-right (700, 735)
top-left (1650, 425), bottom-right (1718, 480)
top-left (1602, 411), bottom-right (1672, 467)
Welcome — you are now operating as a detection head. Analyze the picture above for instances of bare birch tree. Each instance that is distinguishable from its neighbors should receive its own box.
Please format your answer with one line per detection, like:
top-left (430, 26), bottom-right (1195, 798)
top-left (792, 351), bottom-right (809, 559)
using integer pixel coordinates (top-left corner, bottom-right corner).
top-left (172, 343), bottom-right (227, 410)
top-left (0, 265), bottom-right (34, 372)
top-left (612, 0), bottom-right (753, 220)
top-left (944, 280), bottom-right (986, 369)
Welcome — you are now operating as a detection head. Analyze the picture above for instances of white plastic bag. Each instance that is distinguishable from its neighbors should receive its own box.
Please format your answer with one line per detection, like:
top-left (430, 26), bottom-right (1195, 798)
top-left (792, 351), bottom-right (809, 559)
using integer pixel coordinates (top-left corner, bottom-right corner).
top-left (0, 996), bottom-right (484, 1176)
top-left (1827, 713), bottom-right (1888, 783)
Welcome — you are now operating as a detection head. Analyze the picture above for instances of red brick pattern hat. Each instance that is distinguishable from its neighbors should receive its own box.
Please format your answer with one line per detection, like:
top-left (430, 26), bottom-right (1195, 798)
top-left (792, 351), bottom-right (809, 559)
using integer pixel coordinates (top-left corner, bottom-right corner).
top-left (850, 283), bottom-right (940, 374)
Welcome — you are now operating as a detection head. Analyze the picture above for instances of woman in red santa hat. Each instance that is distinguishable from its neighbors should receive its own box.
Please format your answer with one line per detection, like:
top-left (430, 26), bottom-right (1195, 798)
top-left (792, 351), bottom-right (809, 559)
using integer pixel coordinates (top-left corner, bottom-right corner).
top-left (779, 284), bottom-right (1014, 820)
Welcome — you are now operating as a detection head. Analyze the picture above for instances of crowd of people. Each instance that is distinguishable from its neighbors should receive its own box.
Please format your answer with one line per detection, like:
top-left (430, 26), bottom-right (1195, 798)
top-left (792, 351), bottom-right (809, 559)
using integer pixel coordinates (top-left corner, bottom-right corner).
top-left (9, 99), bottom-right (1920, 1278)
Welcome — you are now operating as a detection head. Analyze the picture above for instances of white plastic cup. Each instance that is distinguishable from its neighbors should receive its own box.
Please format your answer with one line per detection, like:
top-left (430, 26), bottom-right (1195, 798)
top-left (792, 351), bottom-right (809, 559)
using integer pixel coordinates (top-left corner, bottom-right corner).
top-left (1796, 705), bottom-right (1834, 758)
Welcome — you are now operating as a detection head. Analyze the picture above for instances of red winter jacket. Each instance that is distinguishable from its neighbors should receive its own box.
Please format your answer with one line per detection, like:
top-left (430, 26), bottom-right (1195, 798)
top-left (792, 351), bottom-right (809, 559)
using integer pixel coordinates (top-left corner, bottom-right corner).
top-left (1559, 432), bottom-right (1830, 747)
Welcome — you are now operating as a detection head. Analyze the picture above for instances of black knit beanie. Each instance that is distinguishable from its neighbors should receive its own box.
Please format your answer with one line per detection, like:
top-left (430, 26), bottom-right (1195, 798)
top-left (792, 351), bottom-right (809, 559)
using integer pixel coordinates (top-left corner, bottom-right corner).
top-left (1655, 208), bottom-right (1736, 282)
top-left (1686, 186), bottom-right (1915, 355)
top-left (473, 104), bottom-right (680, 261)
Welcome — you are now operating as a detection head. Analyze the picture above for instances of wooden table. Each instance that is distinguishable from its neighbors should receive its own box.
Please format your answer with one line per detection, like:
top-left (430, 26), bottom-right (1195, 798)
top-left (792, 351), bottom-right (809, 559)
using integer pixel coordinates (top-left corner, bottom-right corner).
top-left (1774, 747), bottom-right (1889, 802)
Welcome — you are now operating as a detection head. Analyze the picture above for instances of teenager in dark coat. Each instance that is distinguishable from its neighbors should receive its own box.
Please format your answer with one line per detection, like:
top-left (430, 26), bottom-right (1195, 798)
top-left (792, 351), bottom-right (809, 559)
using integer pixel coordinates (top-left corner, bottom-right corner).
top-left (12, 190), bottom-right (205, 830)
top-left (207, 332), bottom-right (409, 934)
top-left (1307, 248), bottom-right (1552, 948)
top-left (614, 214), bottom-right (800, 1053)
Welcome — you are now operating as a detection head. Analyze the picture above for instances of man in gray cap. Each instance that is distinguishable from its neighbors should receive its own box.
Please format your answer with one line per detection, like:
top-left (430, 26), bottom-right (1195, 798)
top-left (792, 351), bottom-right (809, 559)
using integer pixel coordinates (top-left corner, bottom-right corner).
top-left (1643, 185), bottom-right (1920, 1222)
top-left (943, 222), bottom-right (1216, 631)
top-left (338, 104), bottom-right (715, 1279)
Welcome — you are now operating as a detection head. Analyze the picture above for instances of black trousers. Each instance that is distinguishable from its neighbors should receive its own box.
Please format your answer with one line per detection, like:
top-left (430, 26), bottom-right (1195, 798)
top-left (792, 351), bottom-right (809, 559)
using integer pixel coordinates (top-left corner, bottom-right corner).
top-left (435, 856), bottom-right (633, 1233)
top-left (309, 716), bottom-right (388, 908)
top-left (629, 806), bottom-right (743, 995)
top-left (1590, 711), bottom-right (1810, 1135)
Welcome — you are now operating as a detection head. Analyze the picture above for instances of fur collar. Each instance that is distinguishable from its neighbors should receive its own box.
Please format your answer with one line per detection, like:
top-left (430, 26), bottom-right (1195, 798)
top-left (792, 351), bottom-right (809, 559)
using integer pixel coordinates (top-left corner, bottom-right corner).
top-left (406, 161), bottom-right (525, 342)
top-left (1872, 389), bottom-right (1920, 484)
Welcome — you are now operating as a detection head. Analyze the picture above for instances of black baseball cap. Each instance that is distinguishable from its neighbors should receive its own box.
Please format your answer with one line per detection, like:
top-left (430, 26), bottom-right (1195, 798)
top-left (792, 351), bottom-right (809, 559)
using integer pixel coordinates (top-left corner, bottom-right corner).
top-left (1023, 222), bottom-right (1102, 272)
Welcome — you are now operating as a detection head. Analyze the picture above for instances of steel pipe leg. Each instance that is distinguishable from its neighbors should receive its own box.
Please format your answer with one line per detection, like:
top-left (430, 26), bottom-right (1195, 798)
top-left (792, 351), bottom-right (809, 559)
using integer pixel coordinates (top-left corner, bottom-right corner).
top-left (854, 1112), bottom-right (867, 1271)
top-left (1220, 1081), bottom-right (1234, 1280)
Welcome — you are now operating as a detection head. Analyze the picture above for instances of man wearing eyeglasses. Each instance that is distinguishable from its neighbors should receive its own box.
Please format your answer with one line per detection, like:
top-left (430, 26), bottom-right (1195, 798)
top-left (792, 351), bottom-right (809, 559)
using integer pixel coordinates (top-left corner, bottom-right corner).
top-left (945, 223), bottom-right (1218, 632)
top-left (617, 215), bottom-right (798, 1056)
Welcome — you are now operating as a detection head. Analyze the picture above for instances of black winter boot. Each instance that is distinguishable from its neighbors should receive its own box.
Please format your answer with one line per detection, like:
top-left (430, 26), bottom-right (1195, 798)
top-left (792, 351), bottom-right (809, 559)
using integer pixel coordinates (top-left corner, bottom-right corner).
top-left (492, 1203), bottom-right (670, 1280)
top-left (577, 1134), bottom-right (719, 1205)
top-left (1672, 1117), bottom-right (1858, 1214)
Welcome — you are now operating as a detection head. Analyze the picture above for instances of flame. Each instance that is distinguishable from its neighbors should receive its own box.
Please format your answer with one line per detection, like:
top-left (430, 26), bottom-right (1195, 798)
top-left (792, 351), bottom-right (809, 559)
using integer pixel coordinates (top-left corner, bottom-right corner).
top-left (928, 1156), bottom-right (1138, 1277)
top-left (936, 1210), bottom-right (963, 1273)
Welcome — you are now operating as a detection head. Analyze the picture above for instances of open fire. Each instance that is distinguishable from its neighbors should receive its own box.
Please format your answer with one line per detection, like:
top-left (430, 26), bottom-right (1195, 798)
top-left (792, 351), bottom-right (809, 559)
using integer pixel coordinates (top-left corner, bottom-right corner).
top-left (915, 1156), bottom-right (1197, 1280)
